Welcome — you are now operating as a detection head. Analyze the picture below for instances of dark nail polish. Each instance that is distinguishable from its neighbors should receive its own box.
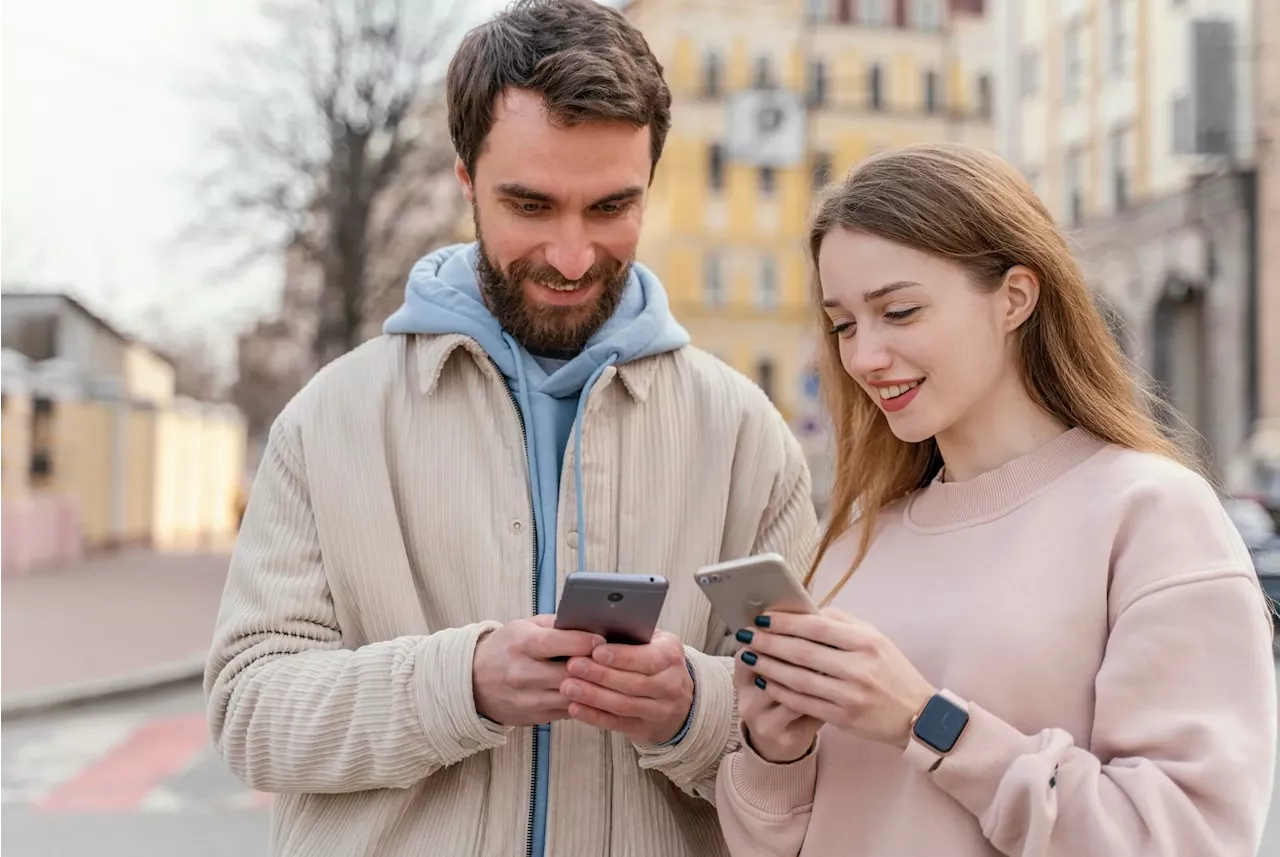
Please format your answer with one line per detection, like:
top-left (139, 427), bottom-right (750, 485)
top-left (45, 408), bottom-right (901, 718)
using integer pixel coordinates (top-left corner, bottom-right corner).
top-left (754, 615), bottom-right (771, 628)
top-left (741, 651), bottom-right (757, 666)
top-left (735, 628), bottom-right (754, 644)
top-left (754, 676), bottom-right (767, 689)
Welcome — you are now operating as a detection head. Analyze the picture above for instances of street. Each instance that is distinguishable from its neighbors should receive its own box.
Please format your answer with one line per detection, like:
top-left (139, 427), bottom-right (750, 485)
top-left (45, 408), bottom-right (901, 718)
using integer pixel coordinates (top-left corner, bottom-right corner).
top-left (4, 668), bottom-right (1280, 856)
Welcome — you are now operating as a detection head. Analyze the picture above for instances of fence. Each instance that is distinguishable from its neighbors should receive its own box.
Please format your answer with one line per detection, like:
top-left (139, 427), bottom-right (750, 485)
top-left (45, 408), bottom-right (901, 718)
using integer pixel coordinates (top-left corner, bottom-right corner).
top-left (1, 390), bottom-right (247, 573)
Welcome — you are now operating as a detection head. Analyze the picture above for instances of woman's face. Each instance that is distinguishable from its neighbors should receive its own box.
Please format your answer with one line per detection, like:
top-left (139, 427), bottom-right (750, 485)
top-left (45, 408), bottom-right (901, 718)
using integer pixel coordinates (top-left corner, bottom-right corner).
top-left (818, 228), bottom-right (1032, 444)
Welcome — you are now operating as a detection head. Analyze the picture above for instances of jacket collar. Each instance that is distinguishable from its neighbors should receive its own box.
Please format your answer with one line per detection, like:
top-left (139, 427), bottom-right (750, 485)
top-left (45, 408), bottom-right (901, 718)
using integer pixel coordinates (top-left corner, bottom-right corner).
top-left (411, 333), bottom-right (661, 402)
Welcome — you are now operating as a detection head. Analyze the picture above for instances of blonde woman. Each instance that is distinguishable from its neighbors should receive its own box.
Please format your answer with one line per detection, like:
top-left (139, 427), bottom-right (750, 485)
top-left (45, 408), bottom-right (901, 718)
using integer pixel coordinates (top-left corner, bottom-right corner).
top-left (716, 144), bottom-right (1277, 856)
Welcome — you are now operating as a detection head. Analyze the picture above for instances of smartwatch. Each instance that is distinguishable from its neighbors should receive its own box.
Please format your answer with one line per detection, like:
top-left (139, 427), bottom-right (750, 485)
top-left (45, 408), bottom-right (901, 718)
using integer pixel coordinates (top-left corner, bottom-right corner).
top-left (904, 689), bottom-right (969, 772)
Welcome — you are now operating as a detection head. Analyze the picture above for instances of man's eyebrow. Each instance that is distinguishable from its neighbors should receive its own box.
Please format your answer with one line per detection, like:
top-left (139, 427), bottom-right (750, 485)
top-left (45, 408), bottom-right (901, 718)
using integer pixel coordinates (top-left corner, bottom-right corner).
top-left (591, 186), bottom-right (645, 206)
top-left (494, 182), bottom-right (556, 203)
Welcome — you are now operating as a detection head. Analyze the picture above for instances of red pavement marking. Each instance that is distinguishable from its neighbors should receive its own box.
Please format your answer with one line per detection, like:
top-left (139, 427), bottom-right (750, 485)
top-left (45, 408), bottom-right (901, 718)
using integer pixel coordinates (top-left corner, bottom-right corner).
top-left (33, 713), bottom-right (211, 813)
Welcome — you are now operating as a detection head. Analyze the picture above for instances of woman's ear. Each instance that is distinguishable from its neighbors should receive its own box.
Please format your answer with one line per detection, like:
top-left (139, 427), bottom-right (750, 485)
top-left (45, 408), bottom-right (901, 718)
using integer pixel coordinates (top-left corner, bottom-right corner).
top-left (1001, 265), bottom-right (1040, 332)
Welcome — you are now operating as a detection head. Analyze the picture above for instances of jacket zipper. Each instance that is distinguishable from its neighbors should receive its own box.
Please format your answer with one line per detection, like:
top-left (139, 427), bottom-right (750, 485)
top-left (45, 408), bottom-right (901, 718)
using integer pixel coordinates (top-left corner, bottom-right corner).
top-left (490, 360), bottom-right (541, 857)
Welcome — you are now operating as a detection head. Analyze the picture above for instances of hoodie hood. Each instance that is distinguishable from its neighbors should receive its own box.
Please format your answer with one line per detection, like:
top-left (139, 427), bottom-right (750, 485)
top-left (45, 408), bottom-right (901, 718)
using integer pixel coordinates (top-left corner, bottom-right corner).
top-left (383, 242), bottom-right (689, 396)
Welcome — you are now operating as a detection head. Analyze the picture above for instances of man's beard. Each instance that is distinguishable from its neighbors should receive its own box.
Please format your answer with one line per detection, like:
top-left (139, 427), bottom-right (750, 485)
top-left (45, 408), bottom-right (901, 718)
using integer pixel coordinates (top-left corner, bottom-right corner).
top-left (474, 219), bottom-right (631, 358)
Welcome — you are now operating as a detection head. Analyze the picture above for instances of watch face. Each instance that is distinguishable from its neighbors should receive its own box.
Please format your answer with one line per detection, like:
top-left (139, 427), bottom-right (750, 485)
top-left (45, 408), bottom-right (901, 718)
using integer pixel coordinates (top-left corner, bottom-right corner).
top-left (912, 695), bottom-right (969, 753)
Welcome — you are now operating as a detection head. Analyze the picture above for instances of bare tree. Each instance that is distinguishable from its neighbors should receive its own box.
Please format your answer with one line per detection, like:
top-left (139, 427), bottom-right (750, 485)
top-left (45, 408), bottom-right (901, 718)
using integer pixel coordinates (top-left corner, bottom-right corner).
top-left (195, 0), bottom-right (466, 370)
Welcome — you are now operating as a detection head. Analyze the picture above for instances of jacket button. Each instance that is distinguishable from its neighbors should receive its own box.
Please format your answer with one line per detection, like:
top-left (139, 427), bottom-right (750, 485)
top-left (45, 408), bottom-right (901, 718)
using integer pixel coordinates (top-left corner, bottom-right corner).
top-left (459, 738), bottom-right (479, 750)
top-left (567, 531), bottom-right (579, 549)
top-left (510, 520), bottom-right (524, 534)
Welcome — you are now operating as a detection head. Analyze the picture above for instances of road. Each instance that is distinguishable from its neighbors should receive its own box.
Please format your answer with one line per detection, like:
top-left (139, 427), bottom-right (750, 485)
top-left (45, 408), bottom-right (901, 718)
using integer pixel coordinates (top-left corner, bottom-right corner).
top-left (4, 669), bottom-right (1280, 856)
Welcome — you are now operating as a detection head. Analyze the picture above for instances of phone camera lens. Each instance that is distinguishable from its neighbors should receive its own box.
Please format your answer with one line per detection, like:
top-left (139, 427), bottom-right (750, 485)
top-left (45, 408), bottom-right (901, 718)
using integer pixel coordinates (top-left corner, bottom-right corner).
top-left (698, 575), bottom-right (710, 585)
top-left (711, 574), bottom-right (721, 582)
top-left (607, 592), bottom-right (624, 603)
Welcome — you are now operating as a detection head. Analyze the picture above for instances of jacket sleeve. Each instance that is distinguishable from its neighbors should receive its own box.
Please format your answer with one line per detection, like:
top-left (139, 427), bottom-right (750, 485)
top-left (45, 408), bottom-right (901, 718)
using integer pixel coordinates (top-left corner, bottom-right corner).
top-left (204, 414), bottom-right (510, 794)
top-left (923, 570), bottom-right (1276, 856)
top-left (634, 413), bottom-right (821, 802)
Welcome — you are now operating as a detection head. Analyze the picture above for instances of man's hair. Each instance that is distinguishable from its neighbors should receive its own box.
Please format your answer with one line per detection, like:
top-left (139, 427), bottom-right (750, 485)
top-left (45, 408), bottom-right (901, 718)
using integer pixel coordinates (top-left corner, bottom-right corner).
top-left (446, 0), bottom-right (672, 180)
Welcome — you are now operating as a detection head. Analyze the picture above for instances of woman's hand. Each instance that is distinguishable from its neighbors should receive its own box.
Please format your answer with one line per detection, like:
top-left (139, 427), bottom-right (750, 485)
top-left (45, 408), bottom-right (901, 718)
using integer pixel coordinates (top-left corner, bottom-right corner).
top-left (733, 652), bottom-right (823, 764)
top-left (736, 607), bottom-right (935, 750)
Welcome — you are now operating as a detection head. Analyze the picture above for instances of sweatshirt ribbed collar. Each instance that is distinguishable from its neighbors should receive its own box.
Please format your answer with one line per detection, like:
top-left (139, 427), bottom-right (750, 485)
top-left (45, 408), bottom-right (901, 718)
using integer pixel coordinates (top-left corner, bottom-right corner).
top-left (905, 428), bottom-right (1108, 531)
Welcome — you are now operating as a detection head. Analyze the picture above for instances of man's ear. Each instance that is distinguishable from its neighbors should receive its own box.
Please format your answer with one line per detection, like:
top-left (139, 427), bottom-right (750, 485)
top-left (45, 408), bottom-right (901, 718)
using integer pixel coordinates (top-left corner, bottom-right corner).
top-left (455, 156), bottom-right (474, 204)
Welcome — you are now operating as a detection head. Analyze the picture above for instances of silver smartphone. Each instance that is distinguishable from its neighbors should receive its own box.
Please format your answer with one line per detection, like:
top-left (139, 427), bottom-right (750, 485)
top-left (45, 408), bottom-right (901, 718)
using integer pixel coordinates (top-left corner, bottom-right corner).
top-left (553, 572), bottom-right (669, 645)
top-left (695, 552), bottom-right (818, 631)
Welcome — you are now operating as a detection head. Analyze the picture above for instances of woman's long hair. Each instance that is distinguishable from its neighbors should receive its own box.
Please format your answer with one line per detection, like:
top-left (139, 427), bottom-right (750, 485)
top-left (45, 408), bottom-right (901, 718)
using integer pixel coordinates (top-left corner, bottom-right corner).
top-left (807, 143), bottom-right (1194, 603)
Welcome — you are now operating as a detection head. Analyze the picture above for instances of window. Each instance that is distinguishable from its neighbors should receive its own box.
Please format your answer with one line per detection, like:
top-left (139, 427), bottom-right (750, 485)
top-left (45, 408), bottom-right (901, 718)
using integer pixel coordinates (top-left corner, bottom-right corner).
top-left (836, 0), bottom-right (853, 24)
top-left (703, 52), bottom-right (722, 98)
top-left (704, 252), bottom-right (726, 308)
top-left (859, 0), bottom-right (888, 26)
top-left (756, 357), bottom-right (776, 402)
top-left (1110, 125), bottom-right (1131, 210)
top-left (806, 0), bottom-right (827, 23)
top-left (923, 70), bottom-right (941, 113)
top-left (1172, 94), bottom-right (1192, 153)
top-left (759, 165), bottom-right (776, 195)
top-left (708, 143), bottom-right (725, 192)
top-left (1019, 48), bottom-right (1039, 98)
top-left (910, 0), bottom-right (944, 30)
top-left (1064, 147), bottom-right (1084, 226)
top-left (812, 151), bottom-right (833, 191)
top-left (757, 255), bottom-right (778, 310)
top-left (869, 63), bottom-right (885, 110)
top-left (808, 59), bottom-right (828, 106)
top-left (1064, 21), bottom-right (1083, 102)
top-left (752, 56), bottom-right (774, 89)
top-left (1109, 0), bottom-right (1128, 76)
top-left (976, 73), bottom-right (992, 117)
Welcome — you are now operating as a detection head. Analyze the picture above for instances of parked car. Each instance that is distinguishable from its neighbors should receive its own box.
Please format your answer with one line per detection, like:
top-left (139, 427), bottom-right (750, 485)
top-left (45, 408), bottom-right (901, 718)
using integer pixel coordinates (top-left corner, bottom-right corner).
top-left (1222, 497), bottom-right (1280, 625)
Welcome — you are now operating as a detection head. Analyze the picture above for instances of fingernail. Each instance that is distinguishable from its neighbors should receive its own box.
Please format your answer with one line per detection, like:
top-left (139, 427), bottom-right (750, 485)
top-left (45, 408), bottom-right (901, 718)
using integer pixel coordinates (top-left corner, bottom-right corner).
top-left (591, 636), bottom-right (606, 648)
top-left (741, 651), bottom-right (757, 666)
top-left (563, 682), bottom-right (581, 699)
top-left (568, 659), bottom-right (588, 677)
top-left (754, 676), bottom-right (767, 689)
top-left (735, 629), bottom-right (754, 644)
top-left (754, 615), bottom-right (771, 628)
top-left (593, 647), bottom-right (613, 665)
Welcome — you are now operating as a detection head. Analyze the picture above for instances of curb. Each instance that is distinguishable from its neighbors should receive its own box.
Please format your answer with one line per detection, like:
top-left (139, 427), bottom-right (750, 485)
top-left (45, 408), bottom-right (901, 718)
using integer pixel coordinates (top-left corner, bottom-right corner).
top-left (1, 653), bottom-right (209, 720)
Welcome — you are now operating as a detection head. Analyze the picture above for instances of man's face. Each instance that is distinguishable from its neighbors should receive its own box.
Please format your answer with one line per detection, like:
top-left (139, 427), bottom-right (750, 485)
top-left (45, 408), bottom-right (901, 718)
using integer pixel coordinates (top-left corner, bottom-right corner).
top-left (459, 88), bottom-right (652, 357)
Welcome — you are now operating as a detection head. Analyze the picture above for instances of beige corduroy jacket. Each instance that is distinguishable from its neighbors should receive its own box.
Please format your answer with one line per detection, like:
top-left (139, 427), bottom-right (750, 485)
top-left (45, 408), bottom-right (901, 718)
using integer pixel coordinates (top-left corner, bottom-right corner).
top-left (205, 332), bottom-right (819, 857)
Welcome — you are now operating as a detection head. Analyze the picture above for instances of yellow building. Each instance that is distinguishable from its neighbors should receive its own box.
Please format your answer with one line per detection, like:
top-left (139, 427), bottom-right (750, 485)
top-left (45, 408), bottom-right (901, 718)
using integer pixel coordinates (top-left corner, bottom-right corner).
top-left (624, 0), bottom-right (995, 429)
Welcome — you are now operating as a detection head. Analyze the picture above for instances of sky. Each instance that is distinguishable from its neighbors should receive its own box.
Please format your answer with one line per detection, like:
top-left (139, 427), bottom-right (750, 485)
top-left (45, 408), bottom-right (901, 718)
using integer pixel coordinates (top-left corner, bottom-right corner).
top-left (1, 0), bottom-right (510, 359)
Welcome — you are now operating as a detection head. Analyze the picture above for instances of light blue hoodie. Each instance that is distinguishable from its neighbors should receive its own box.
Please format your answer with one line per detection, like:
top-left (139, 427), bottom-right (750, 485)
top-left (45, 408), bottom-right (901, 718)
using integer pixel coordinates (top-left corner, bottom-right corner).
top-left (383, 242), bottom-right (689, 857)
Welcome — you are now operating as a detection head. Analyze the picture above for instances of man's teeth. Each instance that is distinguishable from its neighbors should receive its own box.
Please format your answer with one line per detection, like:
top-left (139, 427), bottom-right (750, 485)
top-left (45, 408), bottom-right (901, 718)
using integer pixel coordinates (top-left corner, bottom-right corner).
top-left (878, 380), bottom-right (922, 400)
top-left (544, 282), bottom-right (585, 292)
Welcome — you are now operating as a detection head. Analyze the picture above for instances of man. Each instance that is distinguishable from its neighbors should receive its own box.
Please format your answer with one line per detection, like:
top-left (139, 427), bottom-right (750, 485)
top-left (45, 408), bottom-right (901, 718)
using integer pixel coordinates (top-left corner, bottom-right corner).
top-left (205, 1), bottom-right (818, 854)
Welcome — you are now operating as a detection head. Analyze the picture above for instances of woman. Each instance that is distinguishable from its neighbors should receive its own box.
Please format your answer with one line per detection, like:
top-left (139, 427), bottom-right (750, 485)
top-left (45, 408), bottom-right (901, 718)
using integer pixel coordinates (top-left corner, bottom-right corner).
top-left (715, 143), bottom-right (1277, 856)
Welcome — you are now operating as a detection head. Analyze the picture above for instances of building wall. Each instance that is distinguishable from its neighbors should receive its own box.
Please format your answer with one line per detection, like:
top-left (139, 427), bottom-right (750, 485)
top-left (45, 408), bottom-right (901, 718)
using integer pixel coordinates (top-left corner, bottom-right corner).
top-left (628, 0), bottom-right (994, 428)
top-left (1255, 0), bottom-right (1280, 463)
top-left (123, 342), bottom-right (176, 406)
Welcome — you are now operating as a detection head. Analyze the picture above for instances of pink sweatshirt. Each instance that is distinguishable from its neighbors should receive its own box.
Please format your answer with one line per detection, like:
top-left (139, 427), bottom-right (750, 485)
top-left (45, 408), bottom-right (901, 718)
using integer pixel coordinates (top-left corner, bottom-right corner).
top-left (717, 429), bottom-right (1277, 856)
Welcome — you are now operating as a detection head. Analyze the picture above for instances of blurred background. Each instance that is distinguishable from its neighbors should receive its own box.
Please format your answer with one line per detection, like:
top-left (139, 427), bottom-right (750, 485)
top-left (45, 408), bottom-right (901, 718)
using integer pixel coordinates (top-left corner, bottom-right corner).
top-left (2, 0), bottom-right (1279, 854)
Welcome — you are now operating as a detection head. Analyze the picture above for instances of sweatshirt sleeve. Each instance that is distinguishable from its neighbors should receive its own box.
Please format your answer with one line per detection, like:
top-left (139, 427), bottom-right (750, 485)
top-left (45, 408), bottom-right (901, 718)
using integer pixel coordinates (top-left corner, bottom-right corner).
top-left (917, 568), bottom-right (1276, 856)
top-left (204, 414), bottom-right (509, 794)
top-left (634, 409), bottom-right (821, 801)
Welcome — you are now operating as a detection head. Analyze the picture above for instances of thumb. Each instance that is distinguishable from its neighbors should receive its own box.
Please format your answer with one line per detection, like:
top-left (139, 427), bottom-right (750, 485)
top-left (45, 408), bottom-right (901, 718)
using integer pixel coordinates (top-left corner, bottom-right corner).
top-left (529, 614), bottom-right (557, 628)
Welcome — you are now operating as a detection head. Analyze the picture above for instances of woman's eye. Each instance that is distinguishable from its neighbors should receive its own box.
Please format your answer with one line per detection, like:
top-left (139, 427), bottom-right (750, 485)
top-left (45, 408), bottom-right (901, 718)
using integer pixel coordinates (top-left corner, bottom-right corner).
top-left (829, 321), bottom-right (855, 338)
top-left (885, 307), bottom-right (919, 322)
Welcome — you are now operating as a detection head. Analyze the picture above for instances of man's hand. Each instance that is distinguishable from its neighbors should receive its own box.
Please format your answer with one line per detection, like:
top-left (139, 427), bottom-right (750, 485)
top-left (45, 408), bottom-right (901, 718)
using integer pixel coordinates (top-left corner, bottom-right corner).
top-left (472, 615), bottom-right (604, 727)
top-left (560, 630), bottom-right (694, 746)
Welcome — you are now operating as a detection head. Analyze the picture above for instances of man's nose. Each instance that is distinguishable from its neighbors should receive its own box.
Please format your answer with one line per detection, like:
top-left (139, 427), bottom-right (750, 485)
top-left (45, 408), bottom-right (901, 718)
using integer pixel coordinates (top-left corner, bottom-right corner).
top-left (544, 221), bottom-right (596, 282)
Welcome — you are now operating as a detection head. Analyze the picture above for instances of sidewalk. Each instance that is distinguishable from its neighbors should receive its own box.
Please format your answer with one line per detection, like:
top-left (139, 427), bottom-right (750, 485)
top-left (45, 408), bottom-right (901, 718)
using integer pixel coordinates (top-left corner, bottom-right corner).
top-left (1, 549), bottom-right (231, 716)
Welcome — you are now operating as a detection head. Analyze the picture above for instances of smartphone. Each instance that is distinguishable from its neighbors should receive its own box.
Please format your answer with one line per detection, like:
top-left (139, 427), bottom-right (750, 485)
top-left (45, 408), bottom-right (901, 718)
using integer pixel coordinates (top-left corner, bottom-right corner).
top-left (553, 572), bottom-right (669, 645)
top-left (694, 552), bottom-right (818, 631)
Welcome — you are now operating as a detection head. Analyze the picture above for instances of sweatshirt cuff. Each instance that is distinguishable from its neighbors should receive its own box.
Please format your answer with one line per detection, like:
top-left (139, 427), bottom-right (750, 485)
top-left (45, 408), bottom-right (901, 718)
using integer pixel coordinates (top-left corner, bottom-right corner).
top-left (908, 702), bottom-right (1041, 820)
top-left (413, 621), bottom-right (511, 766)
top-left (634, 647), bottom-right (737, 780)
top-left (728, 733), bottom-right (820, 815)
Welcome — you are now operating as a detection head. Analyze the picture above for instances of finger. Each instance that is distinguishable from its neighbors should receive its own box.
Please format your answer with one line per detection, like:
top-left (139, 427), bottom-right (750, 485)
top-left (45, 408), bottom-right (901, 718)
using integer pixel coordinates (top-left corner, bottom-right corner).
top-left (744, 630), bottom-right (851, 678)
top-left (567, 702), bottom-right (643, 735)
top-left (752, 612), bottom-right (869, 651)
top-left (529, 614), bottom-right (557, 628)
top-left (560, 677), bottom-right (663, 721)
top-left (567, 657), bottom-right (675, 698)
top-left (760, 678), bottom-right (844, 723)
top-left (592, 632), bottom-right (683, 675)
top-left (525, 626), bottom-right (606, 660)
top-left (744, 649), bottom-right (848, 708)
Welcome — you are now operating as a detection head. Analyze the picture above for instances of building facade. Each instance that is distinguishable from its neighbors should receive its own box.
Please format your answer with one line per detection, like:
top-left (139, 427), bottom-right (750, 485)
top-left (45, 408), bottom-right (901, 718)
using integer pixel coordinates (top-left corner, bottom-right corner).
top-left (996, 0), bottom-right (1261, 488)
top-left (1252, 0), bottom-right (1280, 494)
